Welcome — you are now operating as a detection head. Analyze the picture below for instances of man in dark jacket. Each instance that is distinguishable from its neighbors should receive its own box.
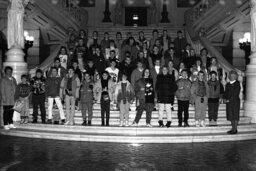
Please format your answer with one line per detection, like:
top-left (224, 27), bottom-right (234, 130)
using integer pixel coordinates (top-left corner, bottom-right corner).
top-left (45, 67), bottom-right (66, 124)
top-left (156, 66), bottom-right (178, 128)
top-left (118, 56), bottom-right (136, 82)
top-left (30, 69), bottom-right (46, 123)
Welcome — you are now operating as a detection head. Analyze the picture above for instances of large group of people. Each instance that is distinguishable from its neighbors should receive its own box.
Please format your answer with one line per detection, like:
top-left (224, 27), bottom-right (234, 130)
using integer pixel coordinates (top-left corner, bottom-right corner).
top-left (0, 29), bottom-right (241, 134)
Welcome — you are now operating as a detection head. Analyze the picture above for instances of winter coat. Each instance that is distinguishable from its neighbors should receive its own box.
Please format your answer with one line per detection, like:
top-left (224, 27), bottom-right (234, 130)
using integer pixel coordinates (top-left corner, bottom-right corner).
top-left (208, 80), bottom-right (220, 99)
top-left (93, 79), bottom-right (116, 103)
top-left (0, 76), bottom-right (17, 105)
top-left (114, 81), bottom-right (134, 103)
top-left (223, 81), bottom-right (241, 121)
top-left (191, 80), bottom-right (209, 104)
top-left (60, 75), bottom-right (80, 98)
top-left (45, 77), bottom-right (62, 98)
top-left (155, 74), bottom-right (178, 103)
top-left (131, 68), bottom-right (144, 87)
top-left (175, 78), bottom-right (192, 101)
top-left (80, 80), bottom-right (94, 103)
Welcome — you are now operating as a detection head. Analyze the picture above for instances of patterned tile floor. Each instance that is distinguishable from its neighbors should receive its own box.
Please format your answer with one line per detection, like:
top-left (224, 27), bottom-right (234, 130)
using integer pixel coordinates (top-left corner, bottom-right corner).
top-left (0, 135), bottom-right (256, 171)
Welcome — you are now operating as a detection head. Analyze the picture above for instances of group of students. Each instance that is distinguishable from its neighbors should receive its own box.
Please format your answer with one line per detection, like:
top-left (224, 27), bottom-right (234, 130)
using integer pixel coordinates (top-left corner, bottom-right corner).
top-left (0, 28), bottom-right (241, 134)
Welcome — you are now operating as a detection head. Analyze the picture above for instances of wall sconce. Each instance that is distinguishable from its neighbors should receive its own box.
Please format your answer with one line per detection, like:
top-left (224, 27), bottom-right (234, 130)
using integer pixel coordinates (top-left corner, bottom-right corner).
top-left (24, 30), bottom-right (34, 62)
top-left (239, 32), bottom-right (251, 65)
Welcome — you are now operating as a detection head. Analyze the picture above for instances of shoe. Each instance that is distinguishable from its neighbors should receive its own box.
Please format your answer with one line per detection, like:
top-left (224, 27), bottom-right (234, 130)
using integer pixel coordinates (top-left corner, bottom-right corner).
top-left (230, 130), bottom-right (238, 134)
top-left (82, 120), bottom-right (87, 126)
top-left (88, 121), bottom-right (92, 126)
top-left (195, 121), bottom-right (200, 127)
top-left (146, 124), bottom-right (152, 127)
top-left (184, 122), bottom-right (189, 127)
top-left (200, 121), bottom-right (206, 127)
top-left (125, 121), bottom-right (129, 127)
top-left (165, 121), bottom-right (172, 128)
top-left (42, 120), bottom-right (46, 124)
top-left (227, 129), bottom-right (233, 134)
top-left (24, 118), bottom-right (29, 124)
top-left (32, 119), bottom-right (37, 123)
top-left (47, 119), bottom-right (52, 124)
top-left (4, 125), bottom-right (10, 130)
top-left (64, 121), bottom-right (70, 125)
top-left (20, 119), bottom-right (25, 124)
top-left (61, 119), bottom-right (66, 125)
top-left (131, 122), bottom-right (138, 127)
top-left (119, 122), bottom-right (123, 127)
top-left (171, 107), bottom-right (174, 111)
top-left (213, 120), bottom-right (217, 126)
top-left (178, 123), bottom-right (182, 127)
top-left (158, 120), bottom-right (164, 127)
top-left (9, 124), bottom-right (17, 129)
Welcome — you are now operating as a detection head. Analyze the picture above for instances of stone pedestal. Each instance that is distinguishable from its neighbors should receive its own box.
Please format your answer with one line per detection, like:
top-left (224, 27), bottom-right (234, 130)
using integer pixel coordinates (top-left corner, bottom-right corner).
top-left (3, 47), bottom-right (28, 83)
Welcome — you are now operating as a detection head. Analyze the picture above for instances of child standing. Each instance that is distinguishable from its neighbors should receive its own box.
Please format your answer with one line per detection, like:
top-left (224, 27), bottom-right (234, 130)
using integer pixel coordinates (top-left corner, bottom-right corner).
top-left (176, 69), bottom-right (192, 127)
top-left (208, 71), bottom-right (220, 126)
top-left (14, 75), bottom-right (31, 124)
top-left (80, 72), bottom-right (94, 126)
top-left (191, 71), bottom-right (209, 127)
top-left (115, 72), bottom-right (134, 127)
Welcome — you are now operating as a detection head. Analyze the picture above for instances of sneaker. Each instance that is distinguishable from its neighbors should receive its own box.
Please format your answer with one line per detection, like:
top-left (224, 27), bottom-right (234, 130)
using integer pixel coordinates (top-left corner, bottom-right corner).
top-left (146, 124), bottom-right (152, 127)
top-left (184, 122), bottom-right (190, 127)
top-left (4, 125), bottom-right (10, 130)
top-left (47, 119), bottom-right (52, 124)
top-left (119, 122), bottom-right (123, 127)
top-left (64, 121), bottom-right (70, 125)
top-left (125, 121), bottom-right (129, 127)
top-left (178, 123), bottom-right (182, 127)
top-left (9, 124), bottom-right (17, 129)
top-left (131, 122), bottom-right (138, 127)
top-left (24, 119), bottom-right (29, 124)
top-left (195, 121), bottom-right (200, 127)
top-left (61, 119), bottom-right (66, 125)
top-left (20, 119), bottom-right (25, 124)
top-left (32, 119), bottom-right (37, 123)
top-left (200, 121), bottom-right (206, 127)
top-left (171, 107), bottom-right (175, 111)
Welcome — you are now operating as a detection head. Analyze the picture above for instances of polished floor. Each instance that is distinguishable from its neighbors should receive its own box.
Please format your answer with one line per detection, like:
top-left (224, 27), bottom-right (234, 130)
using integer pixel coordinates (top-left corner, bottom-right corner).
top-left (0, 135), bottom-right (255, 171)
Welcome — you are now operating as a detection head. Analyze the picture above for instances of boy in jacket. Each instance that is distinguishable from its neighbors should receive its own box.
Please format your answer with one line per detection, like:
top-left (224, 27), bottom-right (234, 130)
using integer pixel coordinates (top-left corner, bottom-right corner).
top-left (191, 71), bottom-right (209, 127)
top-left (208, 71), bottom-right (220, 126)
top-left (60, 67), bottom-right (80, 125)
top-left (115, 72), bottom-right (134, 126)
top-left (80, 72), bottom-right (94, 126)
top-left (175, 70), bottom-right (192, 127)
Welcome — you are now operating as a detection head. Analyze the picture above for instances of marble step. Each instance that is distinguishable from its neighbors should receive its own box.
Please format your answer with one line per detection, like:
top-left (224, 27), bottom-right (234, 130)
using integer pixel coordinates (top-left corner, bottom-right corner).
top-left (28, 116), bottom-right (251, 126)
top-left (1, 124), bottom-right (256, 143)
top-left (13, 124), bottom-right (256, 135)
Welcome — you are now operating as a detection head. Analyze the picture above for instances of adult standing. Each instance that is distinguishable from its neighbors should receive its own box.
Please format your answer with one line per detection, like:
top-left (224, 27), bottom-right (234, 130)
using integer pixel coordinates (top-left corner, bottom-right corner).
top-left (224, 71), bottom-right (241, 134)
top-left (132, 69), bottom-right (155, 127)
top-left (1, 66), bottom-right (17, 130)
top-left (155, 66), bottom-right (178, 127)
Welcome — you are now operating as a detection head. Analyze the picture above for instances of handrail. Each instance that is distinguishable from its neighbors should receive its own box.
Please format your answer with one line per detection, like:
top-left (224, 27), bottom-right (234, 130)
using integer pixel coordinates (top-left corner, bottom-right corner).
top-left (184, 2), bottom-right (245, 109)
top-left (29, 44), bottom-right (63, 77)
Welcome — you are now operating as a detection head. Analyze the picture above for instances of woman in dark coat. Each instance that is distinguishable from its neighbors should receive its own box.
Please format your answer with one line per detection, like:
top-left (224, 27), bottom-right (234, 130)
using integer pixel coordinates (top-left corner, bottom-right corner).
top-left (155, 66), bottom-right (178, 127)
top-left (224, 70), bottom-right (241, 134)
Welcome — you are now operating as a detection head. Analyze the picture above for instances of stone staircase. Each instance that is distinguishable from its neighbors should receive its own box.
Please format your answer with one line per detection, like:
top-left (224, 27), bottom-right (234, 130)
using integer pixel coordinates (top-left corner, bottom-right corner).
top-left (88, 26), bottom-right (182, 41)
top-left (1, 102), bottom-right (256, 143)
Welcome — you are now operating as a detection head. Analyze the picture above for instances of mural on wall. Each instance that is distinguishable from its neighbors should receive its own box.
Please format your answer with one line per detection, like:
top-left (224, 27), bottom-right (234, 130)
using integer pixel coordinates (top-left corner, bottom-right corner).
top-left (177, 0), bottom-right (200, 8)
top-left (79, 0), bottom-right (95, 7)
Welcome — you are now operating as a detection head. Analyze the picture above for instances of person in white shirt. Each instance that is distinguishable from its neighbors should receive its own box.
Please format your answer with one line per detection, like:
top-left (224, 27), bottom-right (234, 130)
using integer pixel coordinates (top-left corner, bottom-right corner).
top-left (105, 59), bottom-right (119, 83)
top-left (58, 46), bottom-right (68, 69)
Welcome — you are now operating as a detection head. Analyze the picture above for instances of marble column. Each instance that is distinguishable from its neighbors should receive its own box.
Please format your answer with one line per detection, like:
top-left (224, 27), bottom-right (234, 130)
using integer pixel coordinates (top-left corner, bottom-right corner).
top-left (244, 0), bottom-right (256, 123)
top-left (4, 0), bottom-right (29, 83)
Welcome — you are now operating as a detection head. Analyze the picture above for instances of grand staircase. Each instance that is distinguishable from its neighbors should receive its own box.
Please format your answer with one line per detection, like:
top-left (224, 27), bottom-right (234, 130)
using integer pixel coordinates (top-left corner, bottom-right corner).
top-left (1, 100), bottom-right (256, 143)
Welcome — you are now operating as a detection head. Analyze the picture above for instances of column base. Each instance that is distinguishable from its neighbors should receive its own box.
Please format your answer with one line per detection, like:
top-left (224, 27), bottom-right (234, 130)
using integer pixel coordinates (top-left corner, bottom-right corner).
top-left (4, 47), bottom-right (27, 83)
top-left (244, 101), bottom-right (256, 123)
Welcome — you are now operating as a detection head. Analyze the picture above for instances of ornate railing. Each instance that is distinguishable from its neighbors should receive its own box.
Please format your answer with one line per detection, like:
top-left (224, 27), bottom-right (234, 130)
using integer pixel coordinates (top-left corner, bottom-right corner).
top-left (54, 0), bottom-right (88, 29)
top-left (184, 0), bottom-right (246, 109)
